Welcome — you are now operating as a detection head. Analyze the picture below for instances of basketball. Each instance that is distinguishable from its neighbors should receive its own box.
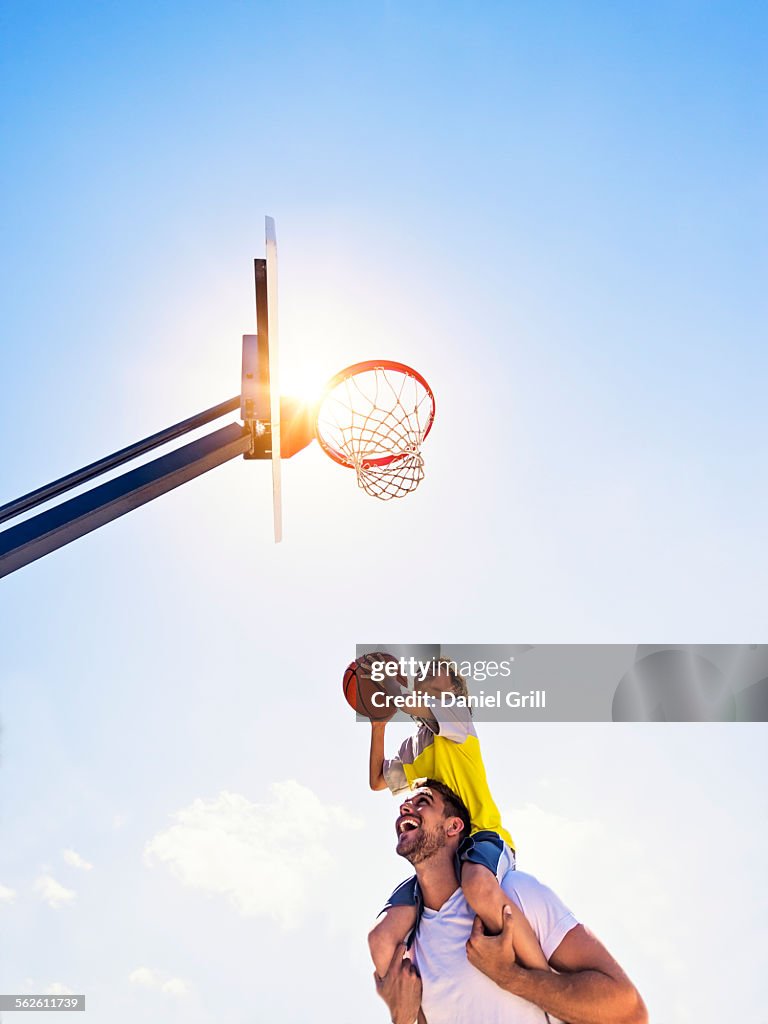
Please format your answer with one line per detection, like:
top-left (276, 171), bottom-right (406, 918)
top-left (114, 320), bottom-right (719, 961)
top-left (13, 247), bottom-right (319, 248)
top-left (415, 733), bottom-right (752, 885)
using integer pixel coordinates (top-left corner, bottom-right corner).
top-left (343, 652), bottom-right (406, 721)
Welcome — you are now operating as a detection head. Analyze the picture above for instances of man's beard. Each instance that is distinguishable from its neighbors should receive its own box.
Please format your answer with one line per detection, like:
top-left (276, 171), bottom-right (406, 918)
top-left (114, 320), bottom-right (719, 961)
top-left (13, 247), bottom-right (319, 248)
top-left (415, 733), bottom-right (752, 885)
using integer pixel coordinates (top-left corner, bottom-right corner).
top-left (398, 827), bottom-right (447, 866)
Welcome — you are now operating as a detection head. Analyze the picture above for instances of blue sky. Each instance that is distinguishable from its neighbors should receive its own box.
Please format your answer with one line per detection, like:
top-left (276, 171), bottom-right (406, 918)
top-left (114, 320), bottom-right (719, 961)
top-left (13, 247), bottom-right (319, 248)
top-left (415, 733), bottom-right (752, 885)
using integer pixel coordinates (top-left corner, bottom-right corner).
top-left (1, 3), bottom-right (766, 1022)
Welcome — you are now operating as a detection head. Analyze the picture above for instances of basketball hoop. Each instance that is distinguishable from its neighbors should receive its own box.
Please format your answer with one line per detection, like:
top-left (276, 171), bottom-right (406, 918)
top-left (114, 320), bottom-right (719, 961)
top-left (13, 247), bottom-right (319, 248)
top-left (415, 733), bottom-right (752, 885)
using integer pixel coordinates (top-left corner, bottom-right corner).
top-left (315, 361), bottom-right (436, 500)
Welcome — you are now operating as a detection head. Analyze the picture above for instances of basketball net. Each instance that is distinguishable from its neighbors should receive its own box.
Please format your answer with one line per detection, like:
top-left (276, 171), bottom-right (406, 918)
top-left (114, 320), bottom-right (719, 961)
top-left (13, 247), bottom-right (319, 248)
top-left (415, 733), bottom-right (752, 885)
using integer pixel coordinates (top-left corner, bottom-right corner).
top-left (316, 365), bottom-right (434, 500)
top-left (353, 448), bottom-right (425, 500)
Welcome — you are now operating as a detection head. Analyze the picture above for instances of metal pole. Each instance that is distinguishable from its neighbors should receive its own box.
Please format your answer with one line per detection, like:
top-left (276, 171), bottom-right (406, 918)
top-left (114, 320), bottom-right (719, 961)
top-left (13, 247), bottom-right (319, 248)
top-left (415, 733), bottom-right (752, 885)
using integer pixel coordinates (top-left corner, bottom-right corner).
top-left (0, 422), bottom-right (251, 579)
top-left (0, 396), bottom-right (240, 526)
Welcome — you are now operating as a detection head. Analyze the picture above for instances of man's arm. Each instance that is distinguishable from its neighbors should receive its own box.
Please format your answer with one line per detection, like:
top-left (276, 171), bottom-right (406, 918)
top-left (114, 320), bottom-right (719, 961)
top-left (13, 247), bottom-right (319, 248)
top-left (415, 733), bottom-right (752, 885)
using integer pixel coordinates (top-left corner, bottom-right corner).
top-left (374, 942), bottom-right (423, 1024)
top-left (467, 906), bottom-right (647, 1024)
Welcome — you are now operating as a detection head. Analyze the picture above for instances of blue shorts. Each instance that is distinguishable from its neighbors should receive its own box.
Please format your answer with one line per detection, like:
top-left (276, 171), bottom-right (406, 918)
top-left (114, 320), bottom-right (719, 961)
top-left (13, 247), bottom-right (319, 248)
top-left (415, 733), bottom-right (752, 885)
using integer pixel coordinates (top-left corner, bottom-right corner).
top-left (459, 830), bottom-right (515, 876)
top-left (381, 831), bottom-right (516, 916)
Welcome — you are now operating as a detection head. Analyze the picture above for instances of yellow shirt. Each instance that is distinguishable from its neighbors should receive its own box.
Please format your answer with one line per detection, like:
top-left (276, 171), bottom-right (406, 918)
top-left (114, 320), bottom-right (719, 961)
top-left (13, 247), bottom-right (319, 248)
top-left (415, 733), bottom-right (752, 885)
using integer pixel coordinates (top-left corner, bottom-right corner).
top-left (383, 705), bottom-right (514, 850)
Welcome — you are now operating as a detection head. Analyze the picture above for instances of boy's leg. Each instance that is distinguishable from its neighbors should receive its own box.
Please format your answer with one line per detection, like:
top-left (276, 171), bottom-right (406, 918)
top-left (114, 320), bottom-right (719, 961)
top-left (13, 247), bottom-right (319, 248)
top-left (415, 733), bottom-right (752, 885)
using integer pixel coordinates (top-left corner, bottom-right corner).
top-left (368, 905), bottom-right (418, 978)
top-left (461, 861), bottom-right (549, 970)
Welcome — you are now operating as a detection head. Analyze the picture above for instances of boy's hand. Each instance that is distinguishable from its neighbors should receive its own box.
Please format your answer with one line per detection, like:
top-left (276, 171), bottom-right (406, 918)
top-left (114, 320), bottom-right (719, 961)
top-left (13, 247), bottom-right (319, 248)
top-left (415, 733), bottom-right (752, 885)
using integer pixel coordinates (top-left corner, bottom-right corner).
top-left (357, 652), bottom-right (407, 687)
top-left (371, 717), bottom-right (395, 730)
top-left (357, 661), bottom-right (397, 723)
top-left (357, 653), bottom-right (407, 722)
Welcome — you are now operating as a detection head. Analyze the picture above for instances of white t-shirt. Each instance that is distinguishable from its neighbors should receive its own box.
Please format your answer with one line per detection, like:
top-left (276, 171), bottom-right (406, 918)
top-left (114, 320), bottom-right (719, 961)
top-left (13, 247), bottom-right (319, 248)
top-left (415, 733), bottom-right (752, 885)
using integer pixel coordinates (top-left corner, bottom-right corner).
top-left (412, 869), bottom-right (578, 1024)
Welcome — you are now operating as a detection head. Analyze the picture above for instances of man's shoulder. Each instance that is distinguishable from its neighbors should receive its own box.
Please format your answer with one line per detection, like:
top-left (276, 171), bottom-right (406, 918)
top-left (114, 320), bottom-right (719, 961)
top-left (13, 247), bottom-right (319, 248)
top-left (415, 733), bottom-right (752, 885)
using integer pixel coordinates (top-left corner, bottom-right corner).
top-left (500, 868), bottom-right (553, 899)
top-left (499, 867), bottom-right (568, 911)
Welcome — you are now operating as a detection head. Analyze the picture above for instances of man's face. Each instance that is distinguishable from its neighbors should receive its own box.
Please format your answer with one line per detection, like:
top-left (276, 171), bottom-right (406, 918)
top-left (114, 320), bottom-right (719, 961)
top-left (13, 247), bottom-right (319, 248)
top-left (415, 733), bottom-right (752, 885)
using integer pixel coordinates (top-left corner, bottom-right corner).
top-left (395, 786), bottom-right (451, 865)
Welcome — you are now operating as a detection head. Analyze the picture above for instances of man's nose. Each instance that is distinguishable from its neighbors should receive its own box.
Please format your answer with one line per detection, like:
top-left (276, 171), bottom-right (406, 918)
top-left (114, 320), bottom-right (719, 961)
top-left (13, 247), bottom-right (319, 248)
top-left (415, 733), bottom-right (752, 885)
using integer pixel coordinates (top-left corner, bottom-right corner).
top-left (400, 798), bottom-right (413, 815)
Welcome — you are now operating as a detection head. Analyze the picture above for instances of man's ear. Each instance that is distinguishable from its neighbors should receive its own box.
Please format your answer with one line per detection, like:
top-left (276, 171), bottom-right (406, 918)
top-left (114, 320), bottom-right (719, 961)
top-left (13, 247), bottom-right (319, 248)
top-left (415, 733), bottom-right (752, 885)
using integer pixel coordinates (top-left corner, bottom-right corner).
top-left (445, 816), bottom-right (465, 838)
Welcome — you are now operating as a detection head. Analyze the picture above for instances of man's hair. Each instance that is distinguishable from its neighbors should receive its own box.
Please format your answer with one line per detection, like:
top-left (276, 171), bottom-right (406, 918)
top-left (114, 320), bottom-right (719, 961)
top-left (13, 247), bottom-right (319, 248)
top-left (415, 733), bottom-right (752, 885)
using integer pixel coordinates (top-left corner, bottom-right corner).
top-left (416, 778), bottom-right (471, 839)
top-left (423, 657), bottom-right (469, 701)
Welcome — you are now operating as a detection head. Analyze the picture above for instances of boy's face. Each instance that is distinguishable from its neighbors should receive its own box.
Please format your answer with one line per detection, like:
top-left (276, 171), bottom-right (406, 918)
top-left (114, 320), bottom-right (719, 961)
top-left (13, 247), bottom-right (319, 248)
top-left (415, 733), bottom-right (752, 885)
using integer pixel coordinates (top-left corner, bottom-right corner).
top-left (413, 670), bottom-right (453, 702)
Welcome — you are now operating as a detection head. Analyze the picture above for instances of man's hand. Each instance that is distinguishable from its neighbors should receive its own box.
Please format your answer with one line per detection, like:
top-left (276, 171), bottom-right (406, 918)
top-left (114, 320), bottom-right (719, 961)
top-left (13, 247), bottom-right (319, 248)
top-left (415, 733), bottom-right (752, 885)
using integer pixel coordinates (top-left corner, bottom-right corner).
top-left (374, 942), bottom-right (422, 1024)
top-left (466, 905), bottom-right (517, 988)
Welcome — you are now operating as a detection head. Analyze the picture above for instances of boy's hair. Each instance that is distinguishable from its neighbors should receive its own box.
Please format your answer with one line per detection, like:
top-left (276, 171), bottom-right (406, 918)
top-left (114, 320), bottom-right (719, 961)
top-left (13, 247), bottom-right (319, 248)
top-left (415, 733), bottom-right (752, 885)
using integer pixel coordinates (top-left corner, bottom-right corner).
top-left (415, 777), bottom-right (471, 839)
top-left (423, 657), bottom-right (469, 701)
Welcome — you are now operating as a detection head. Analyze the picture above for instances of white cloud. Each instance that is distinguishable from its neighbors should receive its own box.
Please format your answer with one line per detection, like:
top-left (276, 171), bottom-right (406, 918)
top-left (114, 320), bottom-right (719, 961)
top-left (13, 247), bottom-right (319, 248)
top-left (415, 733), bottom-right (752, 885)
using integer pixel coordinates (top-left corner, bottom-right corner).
top-left (33, 875), bottom-right (76, 909)
top-left (0, 884), bottom-right (16, 905)
top-left (144, 781), bottom-right (363, 928)
top-left (128, 967), bottom-right (189, 996)
top-left (44, 983), bottom-right (74, 995)
top-left (161, 977), bottom-right (190, 996)
top-left (128, 967), bottom-right (158, 988)
top-left (62, 849), bottom-right (93, 871)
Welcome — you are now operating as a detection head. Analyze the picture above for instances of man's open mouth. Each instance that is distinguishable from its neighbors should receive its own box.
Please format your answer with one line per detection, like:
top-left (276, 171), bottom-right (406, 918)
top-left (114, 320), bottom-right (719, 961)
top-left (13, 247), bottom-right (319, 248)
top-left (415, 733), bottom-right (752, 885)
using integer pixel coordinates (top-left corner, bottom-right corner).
top-left (397, 815), bottom-right (421, 836)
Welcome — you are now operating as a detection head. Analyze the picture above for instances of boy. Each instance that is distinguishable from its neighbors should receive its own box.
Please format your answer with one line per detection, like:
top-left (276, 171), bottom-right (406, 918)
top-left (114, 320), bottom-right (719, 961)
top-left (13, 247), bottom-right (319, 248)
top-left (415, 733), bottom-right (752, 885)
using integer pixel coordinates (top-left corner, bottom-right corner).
top-left (366, 655), bottom-right (550, 978)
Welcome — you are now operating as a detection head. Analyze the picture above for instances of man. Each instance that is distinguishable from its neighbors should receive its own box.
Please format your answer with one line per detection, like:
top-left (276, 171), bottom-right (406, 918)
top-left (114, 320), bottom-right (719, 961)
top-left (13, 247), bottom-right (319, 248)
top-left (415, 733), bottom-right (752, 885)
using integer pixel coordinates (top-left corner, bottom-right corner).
top-left (374, 780), bottom-right (647, 1024)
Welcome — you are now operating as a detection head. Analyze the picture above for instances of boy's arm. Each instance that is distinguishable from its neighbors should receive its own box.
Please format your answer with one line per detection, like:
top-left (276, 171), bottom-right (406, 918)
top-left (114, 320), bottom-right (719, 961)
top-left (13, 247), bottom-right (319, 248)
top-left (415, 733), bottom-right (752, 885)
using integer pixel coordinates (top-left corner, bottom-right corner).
top-left (369, 721), bottom-right (389, 791)
top-left (370, 722), bottom-right (411, 794)
top-left (358, 655), bottom-right (406, 791)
